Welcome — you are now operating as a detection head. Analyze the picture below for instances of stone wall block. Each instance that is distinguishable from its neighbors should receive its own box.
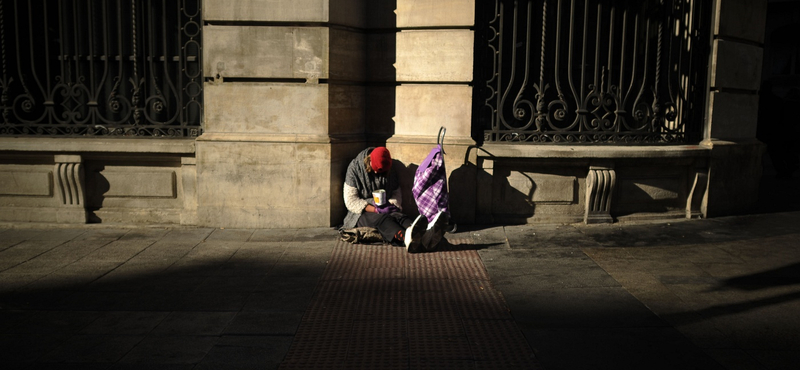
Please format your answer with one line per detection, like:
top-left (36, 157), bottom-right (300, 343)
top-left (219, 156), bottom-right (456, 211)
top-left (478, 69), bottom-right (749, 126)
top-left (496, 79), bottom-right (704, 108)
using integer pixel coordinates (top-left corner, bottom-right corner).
top-left (366, 0), bottom-right (398, 29)
top-left (100, 169), bottom-right (176, 198)
top-left (0, 166), bottom-right (52, 197)
top-left (84, 161), bottom-right (185, 224)
top-left (196, 141), bottom-right (332, 228)
top-left (395, 30), bottom-right (474, 82)
top-left (703, 140), bottom-right (764, 217)
top-left (715, 0), bottom-right (768, 43)
top-left (396, 0), bottom-right (475, 27)
top-left (204, 0), bottom-right (329, 22)
top-left (181, 157), bottom-right (198, 225)
top-left (366, 33), bottom-right (397, 82)
top-left (707, 91), bottom-right (760, 140)
top-left (204, 26), bottom-right (328, 80)
top-left (329, 84), bottom-right (366, 136)
top-left (711, 40), bottom-right (763, 91)
top-left (329, 28), bottom-right (366, 82)
top-left (394, 84), bottom-right (472, 137)
top-left (329, 0), bottom-right (368, 28)
top-left (204, 83), bottom-right (328, 135)
top-left (366, 85), bottom-right (397, 137)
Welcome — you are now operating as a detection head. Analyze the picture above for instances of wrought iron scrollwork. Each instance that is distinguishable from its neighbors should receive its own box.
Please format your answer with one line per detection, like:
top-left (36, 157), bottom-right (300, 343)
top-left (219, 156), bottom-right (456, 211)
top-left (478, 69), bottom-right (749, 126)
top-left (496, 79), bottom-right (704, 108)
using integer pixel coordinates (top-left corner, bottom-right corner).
top-left (476, 0), bottom-right (710, 144)
top-left (0, 0), bottom-right (203, 138)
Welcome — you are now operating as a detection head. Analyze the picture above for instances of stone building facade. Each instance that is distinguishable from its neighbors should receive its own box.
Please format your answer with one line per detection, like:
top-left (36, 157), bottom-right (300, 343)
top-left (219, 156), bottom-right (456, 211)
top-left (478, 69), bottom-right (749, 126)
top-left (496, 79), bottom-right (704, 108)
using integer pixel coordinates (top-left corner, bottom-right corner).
top-left (0, 0), bottom-right (777, 228)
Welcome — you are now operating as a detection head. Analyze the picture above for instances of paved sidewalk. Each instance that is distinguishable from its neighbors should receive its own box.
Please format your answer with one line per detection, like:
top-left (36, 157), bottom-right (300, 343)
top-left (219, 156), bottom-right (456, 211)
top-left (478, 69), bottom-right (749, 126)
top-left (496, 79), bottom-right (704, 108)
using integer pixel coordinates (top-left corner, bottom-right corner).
top-left (0, 211), bottom-right (799, 369)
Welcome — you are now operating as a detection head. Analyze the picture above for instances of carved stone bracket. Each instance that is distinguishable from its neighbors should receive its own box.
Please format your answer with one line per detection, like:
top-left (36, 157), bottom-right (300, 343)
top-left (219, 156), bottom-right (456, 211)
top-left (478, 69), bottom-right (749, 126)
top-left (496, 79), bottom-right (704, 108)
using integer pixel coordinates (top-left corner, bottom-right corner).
top-left (54, 154), bottom-right (88, 223)
top-left (584, 165), bottom-right (616, 224)
top-left (686, 166), bottom-right (709, 219)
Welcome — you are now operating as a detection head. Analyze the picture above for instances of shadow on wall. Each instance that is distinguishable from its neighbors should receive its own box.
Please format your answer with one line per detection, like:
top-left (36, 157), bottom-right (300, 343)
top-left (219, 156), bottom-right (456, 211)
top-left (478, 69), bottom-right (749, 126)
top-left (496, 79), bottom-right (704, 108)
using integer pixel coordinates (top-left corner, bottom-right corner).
top-left (365, 1), bottom-right (398, 143)
top-left (84, 163), bottom-right (109, 223)
top-left (452, 147), bottom-right (536, 225)
top-left (375, 155), bottom-right (536, 226)
top-left (332, 2), bottom-right (398, 226)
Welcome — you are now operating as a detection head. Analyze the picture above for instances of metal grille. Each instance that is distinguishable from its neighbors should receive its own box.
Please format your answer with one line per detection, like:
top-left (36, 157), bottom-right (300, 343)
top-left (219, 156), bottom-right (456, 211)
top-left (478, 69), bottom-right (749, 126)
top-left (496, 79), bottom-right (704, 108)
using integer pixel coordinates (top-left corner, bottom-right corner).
top-left (0, 0), bottom-right (202, 138)
top-left (476, 0), bottom-right (711, 144)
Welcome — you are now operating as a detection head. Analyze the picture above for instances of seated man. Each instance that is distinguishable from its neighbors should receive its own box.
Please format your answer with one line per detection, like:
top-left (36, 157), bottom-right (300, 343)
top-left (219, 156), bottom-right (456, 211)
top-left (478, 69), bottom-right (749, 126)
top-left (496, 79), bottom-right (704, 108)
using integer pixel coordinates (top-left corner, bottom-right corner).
top-left (341, 146), bottom-right (446, 252)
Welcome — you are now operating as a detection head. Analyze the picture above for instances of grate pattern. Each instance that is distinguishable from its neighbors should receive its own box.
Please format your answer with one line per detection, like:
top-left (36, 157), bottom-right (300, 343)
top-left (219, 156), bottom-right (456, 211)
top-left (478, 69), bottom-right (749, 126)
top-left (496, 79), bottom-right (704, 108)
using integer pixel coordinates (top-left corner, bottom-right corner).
top-left (279, 240), bottom-right (541, 369)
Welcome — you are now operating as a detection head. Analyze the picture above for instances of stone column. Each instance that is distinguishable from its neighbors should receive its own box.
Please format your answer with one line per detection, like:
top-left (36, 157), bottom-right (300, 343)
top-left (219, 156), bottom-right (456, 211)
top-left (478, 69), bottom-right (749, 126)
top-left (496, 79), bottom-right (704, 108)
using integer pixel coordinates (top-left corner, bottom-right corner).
top-left (701, 0), bottom-right (768, 217)
top-left (584, 165), bottom-right (615, 224)
top-left (54, 154), bottom-right (88, 223)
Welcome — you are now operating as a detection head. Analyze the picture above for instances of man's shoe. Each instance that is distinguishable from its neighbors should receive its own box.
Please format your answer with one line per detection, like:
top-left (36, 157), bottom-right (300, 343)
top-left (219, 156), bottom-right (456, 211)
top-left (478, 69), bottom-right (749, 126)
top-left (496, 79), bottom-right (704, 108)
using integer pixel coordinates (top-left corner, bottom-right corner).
top-left (405, 215), bottom-right (428, 253)
top-left (421, 211), bottom-right (448, 252)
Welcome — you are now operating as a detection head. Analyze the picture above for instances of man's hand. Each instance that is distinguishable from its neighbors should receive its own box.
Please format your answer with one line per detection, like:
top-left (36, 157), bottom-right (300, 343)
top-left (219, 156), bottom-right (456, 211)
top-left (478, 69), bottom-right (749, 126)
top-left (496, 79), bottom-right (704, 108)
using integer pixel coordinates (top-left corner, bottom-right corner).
top-left (375, 203), bottom-right (400, 214)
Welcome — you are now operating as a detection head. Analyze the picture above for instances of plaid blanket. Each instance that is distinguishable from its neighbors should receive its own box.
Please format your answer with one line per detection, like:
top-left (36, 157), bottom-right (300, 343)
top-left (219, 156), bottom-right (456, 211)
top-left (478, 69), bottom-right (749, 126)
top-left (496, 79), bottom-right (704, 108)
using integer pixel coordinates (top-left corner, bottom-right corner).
top-left (412, 145), bottom-right (449, 223)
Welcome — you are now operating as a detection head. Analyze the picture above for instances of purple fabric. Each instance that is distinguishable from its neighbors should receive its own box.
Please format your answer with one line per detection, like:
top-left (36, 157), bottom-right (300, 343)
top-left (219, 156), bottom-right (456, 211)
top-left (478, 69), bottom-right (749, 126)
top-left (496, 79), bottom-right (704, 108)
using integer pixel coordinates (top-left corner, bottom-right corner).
top-left (412, 145), bottom-right (449, 223)
top-left (376, 203), bottom-right (400, 214)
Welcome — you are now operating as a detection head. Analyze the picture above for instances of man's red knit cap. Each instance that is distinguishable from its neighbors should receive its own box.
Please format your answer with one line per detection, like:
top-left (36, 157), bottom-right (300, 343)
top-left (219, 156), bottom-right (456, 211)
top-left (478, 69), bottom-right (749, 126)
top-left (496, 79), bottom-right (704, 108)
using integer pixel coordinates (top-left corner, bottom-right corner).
top-left (370, 147), bottom-right (392, 174)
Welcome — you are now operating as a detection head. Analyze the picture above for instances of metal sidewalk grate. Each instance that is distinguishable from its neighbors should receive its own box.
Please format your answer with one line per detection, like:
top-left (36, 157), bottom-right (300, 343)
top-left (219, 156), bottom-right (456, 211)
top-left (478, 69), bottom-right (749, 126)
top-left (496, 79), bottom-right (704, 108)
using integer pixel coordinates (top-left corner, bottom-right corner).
top-left (279, 240), bottom-right (541, 369)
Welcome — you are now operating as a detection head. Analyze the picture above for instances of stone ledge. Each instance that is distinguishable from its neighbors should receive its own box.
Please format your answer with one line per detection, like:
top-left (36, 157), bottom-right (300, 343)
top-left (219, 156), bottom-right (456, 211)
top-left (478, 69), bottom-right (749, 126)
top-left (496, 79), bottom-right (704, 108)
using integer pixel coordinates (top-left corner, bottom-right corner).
top-left (0, 138), bottom-right (196, 154)
top-left (197, 132), bottom-right (384, 144)
top-left (387, 134), bottom-right (476, 146)
top-left (477, 144), bottom-right (711, 159)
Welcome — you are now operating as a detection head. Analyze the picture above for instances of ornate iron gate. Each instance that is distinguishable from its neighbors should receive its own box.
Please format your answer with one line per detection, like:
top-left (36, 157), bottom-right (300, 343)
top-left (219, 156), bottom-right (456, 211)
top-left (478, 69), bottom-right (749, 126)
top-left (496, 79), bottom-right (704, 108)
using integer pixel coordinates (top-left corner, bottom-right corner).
top-left (0, 0), bottom-right (202, 138)
top-left (475, 0), bottom-right (711, 144)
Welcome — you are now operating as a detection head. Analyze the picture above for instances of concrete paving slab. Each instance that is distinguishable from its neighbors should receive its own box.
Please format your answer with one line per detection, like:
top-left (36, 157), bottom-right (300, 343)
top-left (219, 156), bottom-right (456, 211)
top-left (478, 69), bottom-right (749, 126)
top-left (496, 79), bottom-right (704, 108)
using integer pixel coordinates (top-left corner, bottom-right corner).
top-left (506, 224), bottom-right (601, 249)
top-left (249, 229), bottom-right (300, 242)
top-left (468, 225), bottom-right (509, 247)
top-left (0, 273), bottom-right (45, 292)
top-left (0, 240), bottom-right (69, 270)
top-left (524, 327), bottom-right (726, 370)
top-left (32, 239), bottom-right (113, 263)
top-left (224, 311), bottom-right (305, 335)
top-left (196, 335), bottom-right (293, 370)
top-left (117, 228), bottom-right (171, 241)
top-left (110, 363), bottom-right (195, 370)
top-left (152, 311), bottom-right (236, 336)
top-left (40, 334), bottom-right (144, 363)
top-left (205, 228), bottom-right (256, 242)
top-left (0, 332), bottom-right (72, 363)
top-left (70, 228), bottom-right (129, 241)
top-left (82, 240), bottom-right (155, 262)
top-left (118, 335), bottom-right (217, 364)
top-left (80, 311), bottom-right (169, 335)
top-left (13, 310), bottom-right (102, 334)
top-left (0, 228), bottom-right (86, 242)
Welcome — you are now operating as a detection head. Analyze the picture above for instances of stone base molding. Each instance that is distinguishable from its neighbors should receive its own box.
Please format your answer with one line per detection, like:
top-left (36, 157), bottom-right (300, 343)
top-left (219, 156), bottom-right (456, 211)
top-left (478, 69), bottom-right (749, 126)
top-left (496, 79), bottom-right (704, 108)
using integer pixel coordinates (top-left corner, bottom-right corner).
top-left (584, 165), bottom-right (616, 224)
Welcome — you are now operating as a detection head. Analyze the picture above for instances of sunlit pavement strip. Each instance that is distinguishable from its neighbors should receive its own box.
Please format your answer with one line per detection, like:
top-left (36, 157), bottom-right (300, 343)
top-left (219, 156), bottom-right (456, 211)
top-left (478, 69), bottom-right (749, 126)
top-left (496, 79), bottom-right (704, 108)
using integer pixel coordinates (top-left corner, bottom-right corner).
top-left (279, 239), bottom-right (541, 369)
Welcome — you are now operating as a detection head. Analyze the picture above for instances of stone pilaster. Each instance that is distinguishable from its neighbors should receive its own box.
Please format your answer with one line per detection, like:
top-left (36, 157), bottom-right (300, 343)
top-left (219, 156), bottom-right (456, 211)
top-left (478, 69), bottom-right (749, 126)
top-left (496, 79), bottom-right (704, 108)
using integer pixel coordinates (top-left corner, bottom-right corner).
top-left (54, 154), bottom-right (88, 223)
top-left (701, 0), bottom-right (768, 216)
top-left (584, 165), bottom-right (615, 224)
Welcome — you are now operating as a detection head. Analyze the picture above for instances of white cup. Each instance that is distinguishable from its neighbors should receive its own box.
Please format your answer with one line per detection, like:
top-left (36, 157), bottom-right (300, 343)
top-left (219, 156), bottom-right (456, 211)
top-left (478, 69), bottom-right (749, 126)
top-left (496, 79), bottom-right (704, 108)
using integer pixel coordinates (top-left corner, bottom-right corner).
top-left (372, 189), bottom-right (386, 206)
